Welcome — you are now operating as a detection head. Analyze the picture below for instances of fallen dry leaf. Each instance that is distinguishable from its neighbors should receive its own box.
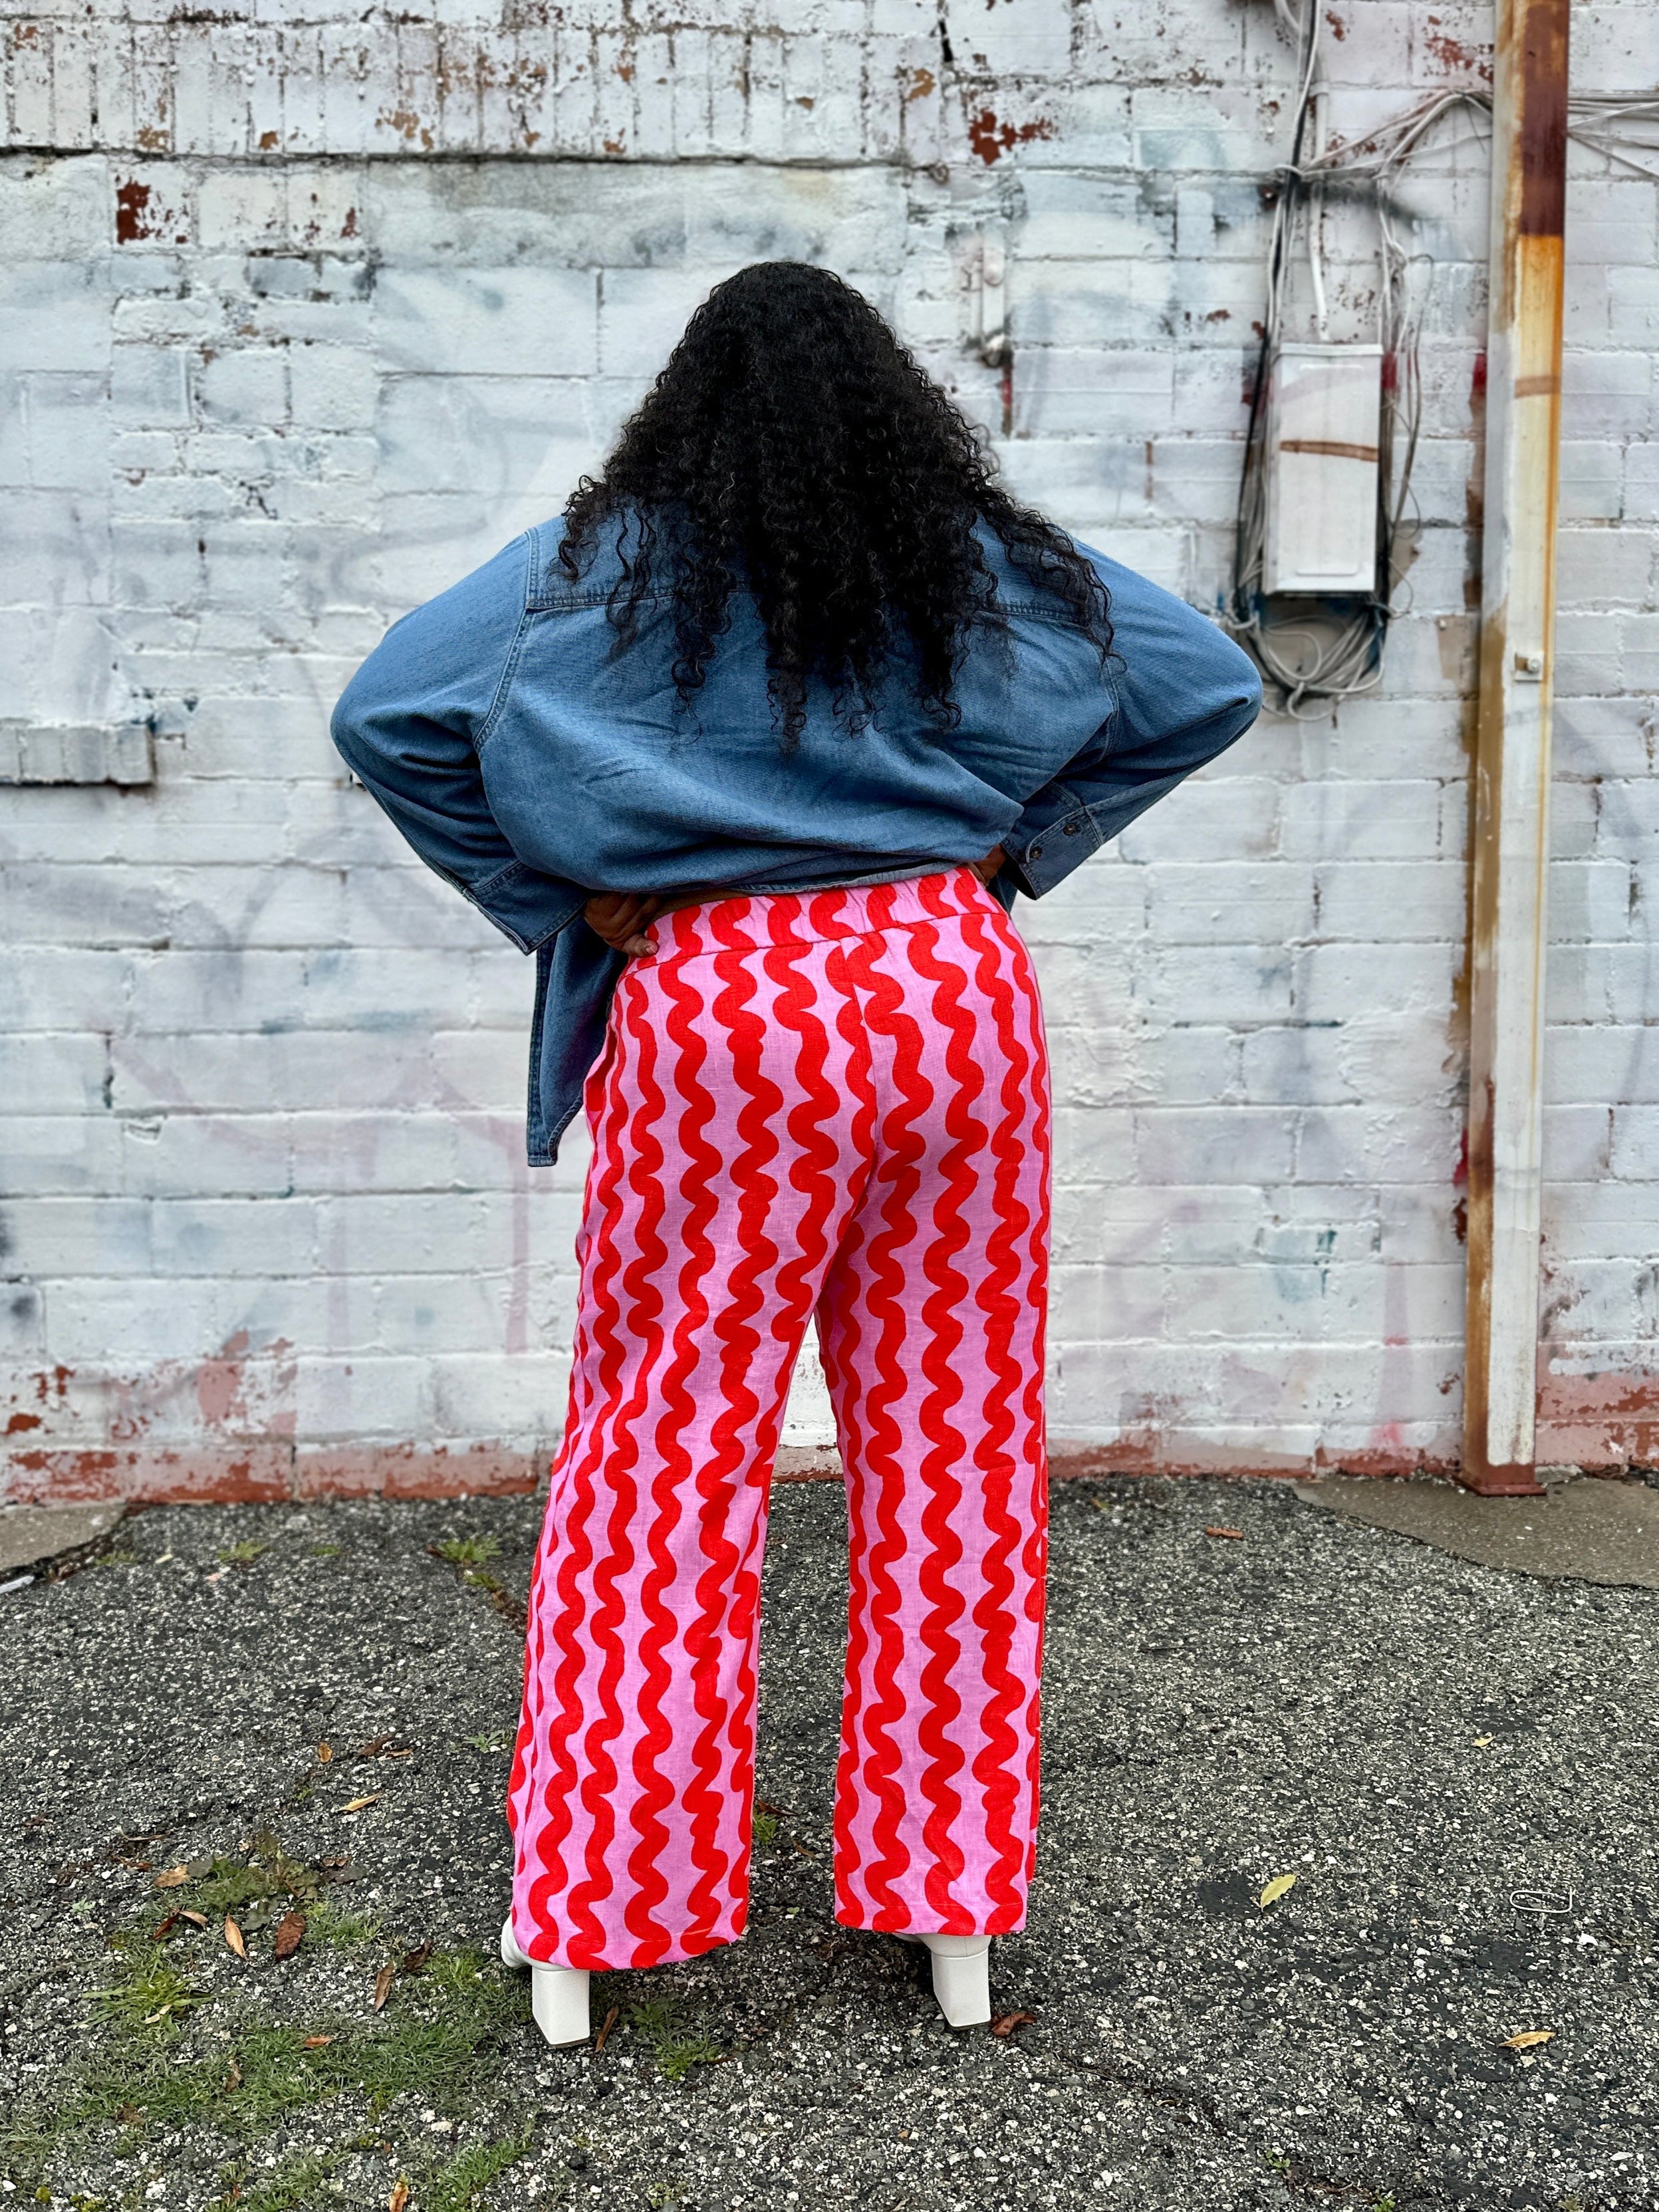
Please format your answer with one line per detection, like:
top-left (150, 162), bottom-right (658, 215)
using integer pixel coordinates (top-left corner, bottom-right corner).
top-left (342, 1793), bottom-right (382, 1814)
top-left (317, 1741), bottom-right (333, 1764)
top-left (388, 2180), bottom-right (410, 2212)
top-left (115, 2101), bottom-right (143, 2124)
top-left (153, 1865), bottom-right (190, 1890)
top-left (1205, 1525), bottom-right (1245, 1541)
top-left (400, 1940), bottom-right (434, 1977)
top-left (223, 1915), bottom-right (247, 1959)
top-left (373, 1962), bottom-right (397, 2012)
top-left (755, 1798), bottom-right (785, 1818)
top-left (274, 1910), bottom-right (307, 1961)
top-left (301, 2034), bottom-right (336, 2050)
top-left (1473, 1735), bottom-right (1494, 1747)
top-left (594, 2001), bottom-right (622, 2053)
top-left (1258, 1873), bottom-right (1298, 1910)
top-left (179, 1909), bottom-right (209, 1929)
top-left (151, 1911), bottom-right (181, 1941)
top-left (991, 2010), bottom-right (1037, 2038)
top-left (225, 2057), bottom-right (243, 2092)
top-left (1503, 2028), bottom-right (1555, 2050)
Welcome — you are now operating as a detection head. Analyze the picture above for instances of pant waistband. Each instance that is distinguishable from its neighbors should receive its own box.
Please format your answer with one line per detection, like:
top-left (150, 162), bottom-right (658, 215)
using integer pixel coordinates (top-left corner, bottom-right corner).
top-left (649, 866), bottom-right (995, 956)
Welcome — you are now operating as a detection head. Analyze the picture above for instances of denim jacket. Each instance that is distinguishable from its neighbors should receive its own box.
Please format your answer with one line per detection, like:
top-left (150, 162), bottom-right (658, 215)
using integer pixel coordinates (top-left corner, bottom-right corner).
top-left (331, 517), bottom-right (1261, 1164)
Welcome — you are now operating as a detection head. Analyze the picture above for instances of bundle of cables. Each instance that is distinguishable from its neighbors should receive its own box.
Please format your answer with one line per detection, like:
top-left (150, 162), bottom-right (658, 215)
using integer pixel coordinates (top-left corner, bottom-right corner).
top-left (1226, 0), bottom-right (1659, 716)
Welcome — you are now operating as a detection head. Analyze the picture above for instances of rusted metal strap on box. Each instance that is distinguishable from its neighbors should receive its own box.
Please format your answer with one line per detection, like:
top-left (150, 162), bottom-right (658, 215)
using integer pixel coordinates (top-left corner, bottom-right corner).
top-left (1463, 0), bottom-right (1570, 1497)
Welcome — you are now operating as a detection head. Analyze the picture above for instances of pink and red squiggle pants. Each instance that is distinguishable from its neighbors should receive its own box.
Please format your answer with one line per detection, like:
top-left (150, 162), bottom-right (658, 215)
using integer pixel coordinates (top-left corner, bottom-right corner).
top-left (507, 867), bottom-right (1051, 1970)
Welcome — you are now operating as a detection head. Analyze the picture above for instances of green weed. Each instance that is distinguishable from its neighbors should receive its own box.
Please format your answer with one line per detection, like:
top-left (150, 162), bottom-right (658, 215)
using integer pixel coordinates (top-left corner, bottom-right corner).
top-left (429, 1535), bottom-right (502, 1568)
top-left (464, 1731), bottom-right (513, 1755)
top-left (624, 1999), bottom-right (723, 2083)
top-left (211, 2142), bottom-right (372, 2212)
top-left (305, 1899), bottom-right (382, 1950)
top-left (426, 2126), bottom-right (535, 2212)
top-left (751, 1810), bottom-right (778, 1849)
top-left (89, 1935), bottom-right (201, 2032)
top-left (308, 1543), bottom-right (342, 1558)
top-left (217, 1540), bottom-right (268, 1567)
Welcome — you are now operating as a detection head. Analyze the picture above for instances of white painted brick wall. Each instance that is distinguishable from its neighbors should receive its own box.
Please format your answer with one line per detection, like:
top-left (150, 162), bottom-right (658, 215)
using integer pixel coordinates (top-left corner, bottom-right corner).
top-left (1, 0), bottom-right (1655, 1496)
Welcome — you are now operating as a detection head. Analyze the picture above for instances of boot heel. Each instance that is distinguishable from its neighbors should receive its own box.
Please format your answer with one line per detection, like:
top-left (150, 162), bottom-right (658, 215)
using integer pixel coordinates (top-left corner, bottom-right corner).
top-left (500, 1915), bottom-right (593, 2048)
top-left (920, 1934), bottom-right (992, 2029)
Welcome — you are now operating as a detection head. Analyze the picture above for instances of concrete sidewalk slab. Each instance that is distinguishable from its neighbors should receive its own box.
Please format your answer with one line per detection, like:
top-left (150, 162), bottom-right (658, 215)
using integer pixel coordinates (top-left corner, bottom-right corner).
top-left (0, 1501), bottom-right (125, 1577)
top-left (1, 1475), bottom-right (1654, 2211)
top-left (1295, 1474), bottom-right (1659, 1588)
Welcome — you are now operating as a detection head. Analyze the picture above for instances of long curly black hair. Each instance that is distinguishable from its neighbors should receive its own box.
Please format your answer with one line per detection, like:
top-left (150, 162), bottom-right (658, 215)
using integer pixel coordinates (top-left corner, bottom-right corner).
top-left (559, 261), bottom-right (1112, 748)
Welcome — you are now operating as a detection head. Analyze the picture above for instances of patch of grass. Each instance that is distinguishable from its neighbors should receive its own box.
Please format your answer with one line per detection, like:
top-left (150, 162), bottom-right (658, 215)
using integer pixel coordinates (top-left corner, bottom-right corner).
top-left (425, 1947), bottom-right (493, 1998)
top-left (429, 1535), bottom-right (503, 1568)
top-left (464, 1731), bottom-right (513, 1755)
top-left (90, 1935), bottom-right (202, 2032)
top-left (84, 1548), bottom-right (138, 1569)
top-left (751, 1810), bottom-right (778, 1849)
top-left (624, 1998), bottom-right (723, 2084)
top-left (656, 2032), bottom-right (723, 2084)
top-left (308, 1542), bottom-right (342, 1558)
top-left (218, 1540), bottom-right (268, 1567)
top-left (193, 1859), bottom-right (284, 1916)
top-left (188, 1832), bottom-right (325, 1919)
top-left (2, 1941), bottom-right (529, 2197)
top-left (426, 2125), bottom-right (535, 2212)
top-left (211, 2142), bottom-right (372, 2212)
top-left (305, 1899), bottom-right (382, 1950)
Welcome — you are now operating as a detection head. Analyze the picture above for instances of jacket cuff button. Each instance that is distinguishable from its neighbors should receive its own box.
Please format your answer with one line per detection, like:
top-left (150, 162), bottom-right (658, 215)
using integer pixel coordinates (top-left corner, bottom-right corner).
top-left (1063, 820), bottom-right (1080, 834)
top-left (1028, 842), bottom-right (1043, 860)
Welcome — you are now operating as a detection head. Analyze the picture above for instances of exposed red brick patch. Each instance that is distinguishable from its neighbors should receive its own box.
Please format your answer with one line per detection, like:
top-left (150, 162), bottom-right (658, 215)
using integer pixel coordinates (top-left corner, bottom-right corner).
top-left (114, 178), bottom-right (154, 243)
top-left (1420, 15), bottom-right (1493, 82)
top-left (1538, 1369), bottom-right (1659, 1470)
top-left (966, 106), bottom-right (1055, 166)
top-left (295, 1443), bottom-right (541, 1501)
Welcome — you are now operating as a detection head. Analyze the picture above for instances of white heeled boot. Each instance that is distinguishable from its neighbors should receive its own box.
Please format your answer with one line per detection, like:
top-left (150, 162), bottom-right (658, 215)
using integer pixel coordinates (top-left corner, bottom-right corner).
top-left (906, 1933), bottom-right (993, 2028)
top-left (499, 1915), bottom-right (592, 2047)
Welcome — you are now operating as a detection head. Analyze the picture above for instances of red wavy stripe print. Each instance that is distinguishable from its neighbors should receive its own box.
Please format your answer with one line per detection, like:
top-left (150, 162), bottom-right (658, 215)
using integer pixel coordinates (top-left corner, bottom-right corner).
top-left (564, 971), bottom-right (672, 1964)
top-left (834, 918), bottom-right (934, 1927)
top-left (622, 940), bottom-right (722, 1963)
top-left (509, 870), bottom-right (1052, 1968)
top-left (521, 993), bottom-right (640, 1959)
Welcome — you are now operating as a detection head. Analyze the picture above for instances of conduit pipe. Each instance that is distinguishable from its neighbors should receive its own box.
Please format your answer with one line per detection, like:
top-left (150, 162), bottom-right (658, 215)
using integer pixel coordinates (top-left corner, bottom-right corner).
top-left (1462, 0), bottom-right (1570, 1495)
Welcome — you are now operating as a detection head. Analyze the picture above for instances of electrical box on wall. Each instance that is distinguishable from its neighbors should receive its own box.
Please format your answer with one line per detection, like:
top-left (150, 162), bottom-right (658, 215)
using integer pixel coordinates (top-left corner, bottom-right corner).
top-left (1262, 344), bottom-right (1383, 595)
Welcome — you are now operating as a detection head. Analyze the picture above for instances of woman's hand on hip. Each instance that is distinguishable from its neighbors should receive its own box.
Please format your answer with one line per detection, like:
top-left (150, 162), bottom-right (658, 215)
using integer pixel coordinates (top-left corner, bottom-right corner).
top-left (969, 844), bottom-right (1007, 887)
top-left (584, 891), bottom-right (660, 957)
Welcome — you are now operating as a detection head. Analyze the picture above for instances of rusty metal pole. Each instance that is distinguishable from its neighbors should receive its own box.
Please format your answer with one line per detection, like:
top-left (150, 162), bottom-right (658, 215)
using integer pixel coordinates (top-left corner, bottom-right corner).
top-left (1462, 0), bottom-right (1570, 1496)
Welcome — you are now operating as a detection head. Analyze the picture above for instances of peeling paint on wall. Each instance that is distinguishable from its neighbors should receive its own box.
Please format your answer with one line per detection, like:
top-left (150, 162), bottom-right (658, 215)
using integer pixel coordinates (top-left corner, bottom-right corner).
top-left (1, 0), bottom-right (1654, 1499)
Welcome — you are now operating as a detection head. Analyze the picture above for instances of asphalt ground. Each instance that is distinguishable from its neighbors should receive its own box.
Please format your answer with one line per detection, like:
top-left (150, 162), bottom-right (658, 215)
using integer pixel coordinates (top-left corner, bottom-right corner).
top-left (3, 1472), bottom-right (1655, 2212)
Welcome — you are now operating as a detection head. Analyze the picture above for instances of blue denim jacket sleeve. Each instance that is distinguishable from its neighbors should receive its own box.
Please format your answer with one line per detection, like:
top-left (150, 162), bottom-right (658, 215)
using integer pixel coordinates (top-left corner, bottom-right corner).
top-left (329, 533), bottom-right (586, 954)
top-left (997, 547), bottom-right (1263, 901)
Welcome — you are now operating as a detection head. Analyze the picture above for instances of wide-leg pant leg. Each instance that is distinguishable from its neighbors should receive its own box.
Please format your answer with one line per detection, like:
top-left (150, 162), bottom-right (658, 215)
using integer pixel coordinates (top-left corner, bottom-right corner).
top-left (819, 877), bottom-right (1052, 1937)
top-left (506, 916), bottom-right (870, 1970)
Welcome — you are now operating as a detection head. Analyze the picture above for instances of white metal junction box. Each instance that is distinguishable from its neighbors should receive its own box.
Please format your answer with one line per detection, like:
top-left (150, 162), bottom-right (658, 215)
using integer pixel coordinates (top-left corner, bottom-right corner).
top-left (1262, 342), bottom-right (1384, 595)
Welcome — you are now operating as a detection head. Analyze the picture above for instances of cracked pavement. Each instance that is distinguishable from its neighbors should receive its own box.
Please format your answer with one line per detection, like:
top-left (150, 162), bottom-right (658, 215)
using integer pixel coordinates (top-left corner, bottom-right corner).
top-left (2, 1472), bottom-right (1655, 2211)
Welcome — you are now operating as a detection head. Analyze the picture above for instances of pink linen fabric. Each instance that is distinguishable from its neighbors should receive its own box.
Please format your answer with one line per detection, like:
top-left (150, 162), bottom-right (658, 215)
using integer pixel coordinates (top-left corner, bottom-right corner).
top-left (506, 866), bottom-right (1051, 1970)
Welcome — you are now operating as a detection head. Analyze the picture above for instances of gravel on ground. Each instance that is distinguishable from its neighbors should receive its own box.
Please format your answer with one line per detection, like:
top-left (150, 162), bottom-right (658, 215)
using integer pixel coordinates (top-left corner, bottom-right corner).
top-left (3, 1472), bottom-right (1655, 2212)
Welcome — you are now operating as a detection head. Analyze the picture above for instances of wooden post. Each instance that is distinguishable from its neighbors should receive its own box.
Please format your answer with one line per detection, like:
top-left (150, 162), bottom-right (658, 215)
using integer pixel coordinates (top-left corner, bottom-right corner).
top-left (1462, 0), bottom-right (1570, 1495)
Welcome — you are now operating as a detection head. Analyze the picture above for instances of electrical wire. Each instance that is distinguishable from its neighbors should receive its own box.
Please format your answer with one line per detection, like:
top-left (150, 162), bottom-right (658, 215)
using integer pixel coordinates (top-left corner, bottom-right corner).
top-left (1227, 7), bottom-right (1659, 715)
